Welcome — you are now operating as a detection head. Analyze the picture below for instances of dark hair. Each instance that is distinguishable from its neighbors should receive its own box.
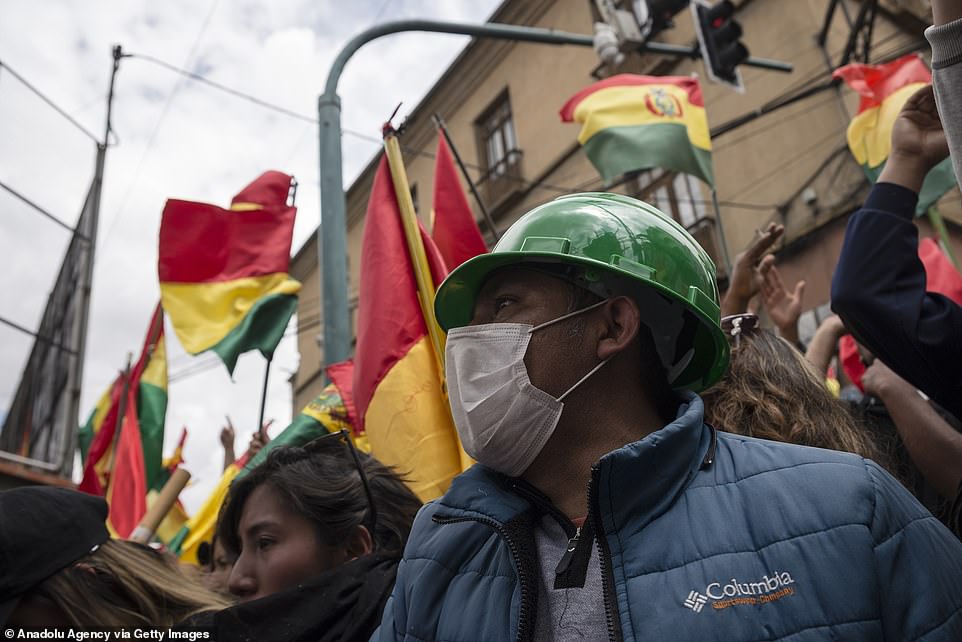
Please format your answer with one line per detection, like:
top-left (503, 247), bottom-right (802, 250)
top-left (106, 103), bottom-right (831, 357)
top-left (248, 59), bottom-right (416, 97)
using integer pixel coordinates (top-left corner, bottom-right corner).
top-left (217, 442), bottom-right (422, 558)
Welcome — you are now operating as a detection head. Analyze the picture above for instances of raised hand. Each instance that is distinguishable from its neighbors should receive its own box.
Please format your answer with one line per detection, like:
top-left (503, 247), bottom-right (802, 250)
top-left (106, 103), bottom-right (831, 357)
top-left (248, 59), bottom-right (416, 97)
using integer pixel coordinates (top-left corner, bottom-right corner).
top-left (758, 255), bottom-right (805, 345)
top-left (721, 222), bottom-right (784, 316)
top-left (880, 84), bottom-right (950, 193)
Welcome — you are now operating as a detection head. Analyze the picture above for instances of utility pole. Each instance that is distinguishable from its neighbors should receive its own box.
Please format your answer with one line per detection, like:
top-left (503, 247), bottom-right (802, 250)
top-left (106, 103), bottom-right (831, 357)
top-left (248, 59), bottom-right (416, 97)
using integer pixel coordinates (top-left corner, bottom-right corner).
top-left (62, 45), bottom-right (123, 475)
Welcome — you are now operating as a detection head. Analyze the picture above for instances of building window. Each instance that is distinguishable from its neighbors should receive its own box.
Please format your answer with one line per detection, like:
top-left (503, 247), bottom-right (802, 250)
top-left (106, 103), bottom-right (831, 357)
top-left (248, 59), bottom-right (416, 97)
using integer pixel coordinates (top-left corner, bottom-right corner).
top-left (633, 169), bottom-right (710, 228)
top-left (476, 91), bottom-right (521, 182)
top-left (633, 169), bottom-right (724, 273)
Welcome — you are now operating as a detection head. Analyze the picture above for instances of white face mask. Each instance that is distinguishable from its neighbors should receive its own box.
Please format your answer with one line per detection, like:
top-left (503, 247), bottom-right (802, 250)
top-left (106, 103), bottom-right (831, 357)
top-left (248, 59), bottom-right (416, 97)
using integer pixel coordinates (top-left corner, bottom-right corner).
top-left (444, 300), bottom-right (610, 477)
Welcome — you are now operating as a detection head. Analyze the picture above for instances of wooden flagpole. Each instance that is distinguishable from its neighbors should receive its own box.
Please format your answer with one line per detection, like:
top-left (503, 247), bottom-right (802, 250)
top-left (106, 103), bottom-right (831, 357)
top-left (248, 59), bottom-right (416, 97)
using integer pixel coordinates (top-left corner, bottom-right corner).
top-left (383, 128), bottom-right (447, 379)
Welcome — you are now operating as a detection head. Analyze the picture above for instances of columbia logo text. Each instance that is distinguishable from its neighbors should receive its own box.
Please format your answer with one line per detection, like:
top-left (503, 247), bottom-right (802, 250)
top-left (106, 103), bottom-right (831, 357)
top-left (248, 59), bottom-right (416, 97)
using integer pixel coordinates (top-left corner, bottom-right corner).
top-left (684, 570), bottom-right (797, 613)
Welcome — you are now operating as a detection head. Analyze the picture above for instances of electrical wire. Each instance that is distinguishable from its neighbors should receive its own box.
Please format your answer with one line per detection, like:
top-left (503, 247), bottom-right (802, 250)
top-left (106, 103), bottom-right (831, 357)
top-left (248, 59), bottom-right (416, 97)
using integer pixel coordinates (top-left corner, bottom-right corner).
top-left (0, 60), bottom-right (101, 143)
top-left (123, 52), bottom-right (583, 195)
top-left (100, 0), bottom-right (222, 251)
top-left (0, 314), bottom-right (77, 355)
top-left (0, 178), bottom-right (86, 238)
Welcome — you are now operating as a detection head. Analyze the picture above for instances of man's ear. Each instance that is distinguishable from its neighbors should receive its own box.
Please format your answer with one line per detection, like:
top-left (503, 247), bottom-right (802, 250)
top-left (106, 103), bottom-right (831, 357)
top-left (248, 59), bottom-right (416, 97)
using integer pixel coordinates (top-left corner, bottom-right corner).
top-left (345, 524), bottom-right (374, 560)
top-left (596, 296), bottom-right (641, 361)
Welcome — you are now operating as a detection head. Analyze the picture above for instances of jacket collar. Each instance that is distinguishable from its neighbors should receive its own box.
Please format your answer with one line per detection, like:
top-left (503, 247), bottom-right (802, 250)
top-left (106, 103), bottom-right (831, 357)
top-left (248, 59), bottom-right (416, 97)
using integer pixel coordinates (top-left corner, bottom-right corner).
top-left (435, 392), bottom-right (711, 527)
top-left (594, 391), bottom-right (713, 533)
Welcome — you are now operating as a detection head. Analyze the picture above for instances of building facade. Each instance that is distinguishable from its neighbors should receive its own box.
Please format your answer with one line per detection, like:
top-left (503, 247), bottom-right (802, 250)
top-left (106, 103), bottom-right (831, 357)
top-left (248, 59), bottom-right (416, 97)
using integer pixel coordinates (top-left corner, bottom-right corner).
top-left (290, 0), bottom-right (962, 412)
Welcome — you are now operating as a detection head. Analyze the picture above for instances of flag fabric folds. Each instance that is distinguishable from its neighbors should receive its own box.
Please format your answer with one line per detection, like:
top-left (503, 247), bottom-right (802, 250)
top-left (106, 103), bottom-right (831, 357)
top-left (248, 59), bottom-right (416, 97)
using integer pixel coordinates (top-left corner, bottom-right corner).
top-left (169, 385), bottom-right (352, 563)
top-left (833, 54), bottom-right (957, 214)
top-left (353, 155), bottom-right (463, 501)
top-left (78, 304), bottom-right (166, 538)
top-left (431, 134), bottom-right (487, 269)
top-left (560, 74), bottom-right (714, 186)
top-left (158, 171), bottom-right (300, 374)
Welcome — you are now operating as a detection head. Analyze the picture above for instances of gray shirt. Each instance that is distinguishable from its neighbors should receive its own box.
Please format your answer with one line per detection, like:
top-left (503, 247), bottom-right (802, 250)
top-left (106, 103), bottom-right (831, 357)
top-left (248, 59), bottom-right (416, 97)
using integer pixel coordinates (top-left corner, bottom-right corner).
top-left (926, 16), bottom-right (962, 190)
top-left (532, 514), bottom-right (608, 641)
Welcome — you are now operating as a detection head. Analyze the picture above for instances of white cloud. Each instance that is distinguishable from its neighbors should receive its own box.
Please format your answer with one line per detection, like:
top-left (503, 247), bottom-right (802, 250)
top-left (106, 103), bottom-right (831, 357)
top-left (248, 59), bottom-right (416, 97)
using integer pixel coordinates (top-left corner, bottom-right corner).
top-left (1, 0), bottom-right (502, 512)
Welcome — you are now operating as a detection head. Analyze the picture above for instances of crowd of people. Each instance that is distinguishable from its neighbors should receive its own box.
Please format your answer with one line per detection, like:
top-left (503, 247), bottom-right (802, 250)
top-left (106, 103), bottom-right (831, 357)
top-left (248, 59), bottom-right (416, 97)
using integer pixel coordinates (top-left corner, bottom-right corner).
top-left (2, 3), bottom-right (962, 640)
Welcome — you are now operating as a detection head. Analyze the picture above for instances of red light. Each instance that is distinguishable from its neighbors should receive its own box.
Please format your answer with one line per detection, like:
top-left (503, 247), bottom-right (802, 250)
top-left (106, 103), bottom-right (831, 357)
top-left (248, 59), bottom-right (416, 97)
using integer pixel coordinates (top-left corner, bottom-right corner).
top-left (711, 17), bottom-right (725, 28)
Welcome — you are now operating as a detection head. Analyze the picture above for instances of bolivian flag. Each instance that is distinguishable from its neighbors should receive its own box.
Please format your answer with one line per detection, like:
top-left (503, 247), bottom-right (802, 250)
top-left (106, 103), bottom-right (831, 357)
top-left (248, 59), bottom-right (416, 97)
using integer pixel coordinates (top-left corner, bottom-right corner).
top-left (78, 304), bottom-right (166, 537)
top-left (158, 171), bottom-right (300, 375)
top-left (560, 74), bottom-right (713, 186)
top-left (169, 384), bottom-right (352, 563)
top-left (353, 155), bottom-right (463, 502)
top-left (834, 54), bottom-right (957, 214)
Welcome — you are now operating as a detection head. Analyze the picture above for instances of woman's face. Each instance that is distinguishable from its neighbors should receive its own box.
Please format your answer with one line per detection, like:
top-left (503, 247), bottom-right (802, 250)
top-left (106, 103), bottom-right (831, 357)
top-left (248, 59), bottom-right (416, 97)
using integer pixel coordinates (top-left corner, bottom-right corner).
top-left (204, 539), bottom-right (237, 596)
top-left (227, 484), bottom-right (343, 602)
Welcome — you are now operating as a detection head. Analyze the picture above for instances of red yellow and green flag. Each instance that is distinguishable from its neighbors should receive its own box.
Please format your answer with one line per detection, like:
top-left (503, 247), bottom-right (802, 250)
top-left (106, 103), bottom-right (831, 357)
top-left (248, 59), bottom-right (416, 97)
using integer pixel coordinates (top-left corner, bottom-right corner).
top-left (431, 133), bottom-right (487, 270)
top-left (353, 154), bottom-right (463, 501)
top-left (158, 171), bottom-right (300, 375)
top-left (560, 74), bottom-right (714, 186)
top-left (834, 54), bottom-right (957, 214)
top-left (78, 304), bottom-right (167, 537)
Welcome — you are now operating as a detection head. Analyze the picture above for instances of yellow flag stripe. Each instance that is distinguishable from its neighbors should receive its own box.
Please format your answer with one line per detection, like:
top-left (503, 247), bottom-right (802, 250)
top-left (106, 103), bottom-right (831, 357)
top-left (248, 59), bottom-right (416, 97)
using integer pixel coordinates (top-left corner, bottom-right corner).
top-left (160, 273), bottom-right (301, 354)
top-left (572, 84), bottom-right (711, 151)
top-left (177, 463), bottom-right (242, 564)
top-left (846, 82), bottom-right (928, 168)
top-left (364, 337), bottom-right (462, 502)
top-left (140, 335), bottom-right (168, 392)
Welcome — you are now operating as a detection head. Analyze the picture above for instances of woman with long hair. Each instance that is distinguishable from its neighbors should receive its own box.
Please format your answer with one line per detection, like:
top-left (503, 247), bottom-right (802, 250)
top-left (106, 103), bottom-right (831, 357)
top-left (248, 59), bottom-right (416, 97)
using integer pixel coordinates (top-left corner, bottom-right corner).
top-left (201, 432), bottom-right (422, 641)
top-left (701, 314), bottom-right (884, 464)
top-left (1, 486), bottom-right (228, 628)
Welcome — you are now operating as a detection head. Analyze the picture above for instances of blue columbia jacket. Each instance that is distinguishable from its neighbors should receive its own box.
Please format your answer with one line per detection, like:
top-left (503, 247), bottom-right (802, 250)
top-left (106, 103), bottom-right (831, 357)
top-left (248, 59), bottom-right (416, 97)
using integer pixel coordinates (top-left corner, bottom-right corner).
top-left (375, 394), bottom-right (962, 641)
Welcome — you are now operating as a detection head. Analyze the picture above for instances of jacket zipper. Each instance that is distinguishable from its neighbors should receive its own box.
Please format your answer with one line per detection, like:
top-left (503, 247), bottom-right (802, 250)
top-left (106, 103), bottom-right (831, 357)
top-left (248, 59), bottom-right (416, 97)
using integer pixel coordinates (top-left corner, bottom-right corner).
top-left (433, 514), bottom-right (534, 642)
top-left (589, 464), bottom-right (624, 642)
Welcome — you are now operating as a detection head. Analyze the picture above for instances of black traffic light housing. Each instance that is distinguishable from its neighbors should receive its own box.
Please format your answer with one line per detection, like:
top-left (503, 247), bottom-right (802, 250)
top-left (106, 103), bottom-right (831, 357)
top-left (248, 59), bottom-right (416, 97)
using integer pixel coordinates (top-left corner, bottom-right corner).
top-left (692, 0), bottom-right (750, 91)
top-left (641, 0), bottom-right (691, 38)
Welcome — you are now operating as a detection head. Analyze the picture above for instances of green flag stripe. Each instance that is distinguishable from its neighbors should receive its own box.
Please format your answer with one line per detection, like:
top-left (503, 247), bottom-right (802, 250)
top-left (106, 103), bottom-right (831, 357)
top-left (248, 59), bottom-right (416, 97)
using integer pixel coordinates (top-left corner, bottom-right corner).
top-left (581, 122), bottom-right (714, 186)
top-left (138, 382), bottom-right (168, 492)
top-left (210, 292), bottom-right (298, 375)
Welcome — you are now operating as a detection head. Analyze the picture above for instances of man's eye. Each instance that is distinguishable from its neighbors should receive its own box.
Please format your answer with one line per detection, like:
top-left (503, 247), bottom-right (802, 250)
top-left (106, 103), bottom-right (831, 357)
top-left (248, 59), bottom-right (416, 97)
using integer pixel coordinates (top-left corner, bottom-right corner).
top-left (494, 297), bottom-right (515, 314)
top-left (256, 537), bottom-right (275, 551)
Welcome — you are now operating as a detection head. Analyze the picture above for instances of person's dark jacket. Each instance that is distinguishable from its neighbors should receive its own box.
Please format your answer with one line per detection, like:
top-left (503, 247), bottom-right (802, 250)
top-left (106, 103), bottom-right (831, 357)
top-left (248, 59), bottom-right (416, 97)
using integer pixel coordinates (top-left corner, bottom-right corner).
top-left (182, 553), bottom-right (398, 642)
top-left (375, 393), bottom-right (962, 641)
top-left (832, 181), bottom-right (962, 419)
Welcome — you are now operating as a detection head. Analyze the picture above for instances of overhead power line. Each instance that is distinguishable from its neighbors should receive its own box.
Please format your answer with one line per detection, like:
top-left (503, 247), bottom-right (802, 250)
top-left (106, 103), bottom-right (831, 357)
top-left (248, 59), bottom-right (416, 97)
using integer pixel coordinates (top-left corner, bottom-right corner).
top-left (0, 60), bottom-right (101, 143)
top-left (0, 314), bottom-right (78, 355)
top-left (0, 178), bottom-right (87, 238)
top-left (102, 0), bottom-right (221, 251)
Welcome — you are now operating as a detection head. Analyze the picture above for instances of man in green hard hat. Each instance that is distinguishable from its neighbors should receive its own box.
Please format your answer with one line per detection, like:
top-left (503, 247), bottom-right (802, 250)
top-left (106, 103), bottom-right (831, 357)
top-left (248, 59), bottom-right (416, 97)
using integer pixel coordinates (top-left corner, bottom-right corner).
top-left (374, 193), bottom-right (962, 641)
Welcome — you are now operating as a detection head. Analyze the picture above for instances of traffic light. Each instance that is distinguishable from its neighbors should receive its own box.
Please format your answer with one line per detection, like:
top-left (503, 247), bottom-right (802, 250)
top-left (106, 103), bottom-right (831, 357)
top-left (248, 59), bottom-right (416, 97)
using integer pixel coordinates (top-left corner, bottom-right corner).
top-left (692, 0), bottom-right (750, 91)
top-left (635, 0), bottom-right (691, 38)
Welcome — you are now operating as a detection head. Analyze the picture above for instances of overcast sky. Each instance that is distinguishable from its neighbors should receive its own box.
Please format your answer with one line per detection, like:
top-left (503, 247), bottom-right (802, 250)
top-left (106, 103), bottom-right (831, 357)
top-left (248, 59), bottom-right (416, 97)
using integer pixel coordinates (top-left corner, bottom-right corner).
top-left (0, 0), bottom-right (504, 512)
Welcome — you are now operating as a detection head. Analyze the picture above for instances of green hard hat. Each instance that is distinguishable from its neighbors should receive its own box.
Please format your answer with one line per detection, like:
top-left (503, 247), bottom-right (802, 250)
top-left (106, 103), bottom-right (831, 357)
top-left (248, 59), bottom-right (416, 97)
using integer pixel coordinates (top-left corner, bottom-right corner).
top-left (434, 192), bottom-right (729, 391)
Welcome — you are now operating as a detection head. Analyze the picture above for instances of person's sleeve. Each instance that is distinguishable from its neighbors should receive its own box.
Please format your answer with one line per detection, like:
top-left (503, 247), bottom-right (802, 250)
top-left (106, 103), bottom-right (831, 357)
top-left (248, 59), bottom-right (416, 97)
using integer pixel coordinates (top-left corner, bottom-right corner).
top-left (867, 459), bottom-right (962, 640)
top-left (926, 16), bottom-right (962, 191)
top-left (831, 182), bottom-right (962, 417)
